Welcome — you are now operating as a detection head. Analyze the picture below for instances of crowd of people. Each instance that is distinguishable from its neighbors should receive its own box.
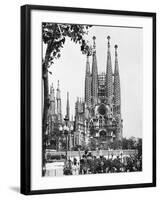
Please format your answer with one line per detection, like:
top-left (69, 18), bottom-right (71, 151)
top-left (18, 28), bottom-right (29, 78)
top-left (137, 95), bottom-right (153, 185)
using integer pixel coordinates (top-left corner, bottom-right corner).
top-left (63, 150), bottom-right (142, 175)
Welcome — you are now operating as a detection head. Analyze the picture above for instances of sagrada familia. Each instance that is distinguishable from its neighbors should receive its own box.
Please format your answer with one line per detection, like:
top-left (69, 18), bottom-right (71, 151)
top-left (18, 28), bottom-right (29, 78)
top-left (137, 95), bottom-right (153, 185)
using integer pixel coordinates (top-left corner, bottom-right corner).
top-left (48, 36), bottom-right (123, 149)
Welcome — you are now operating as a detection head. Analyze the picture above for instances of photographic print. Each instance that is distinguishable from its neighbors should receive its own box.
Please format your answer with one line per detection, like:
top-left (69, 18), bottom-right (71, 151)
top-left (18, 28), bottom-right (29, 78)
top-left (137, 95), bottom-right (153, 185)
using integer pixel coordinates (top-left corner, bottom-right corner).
top-left (42, 24), bottom-right (143, 177)
top-left (21, 5), bottom-right (156, 195)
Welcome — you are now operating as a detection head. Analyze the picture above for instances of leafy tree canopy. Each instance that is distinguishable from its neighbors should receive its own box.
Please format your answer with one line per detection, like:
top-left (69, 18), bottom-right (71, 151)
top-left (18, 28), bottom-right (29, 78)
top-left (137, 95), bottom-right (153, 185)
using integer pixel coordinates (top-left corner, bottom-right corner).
top-left (42, 23), bottom-right (92, 71)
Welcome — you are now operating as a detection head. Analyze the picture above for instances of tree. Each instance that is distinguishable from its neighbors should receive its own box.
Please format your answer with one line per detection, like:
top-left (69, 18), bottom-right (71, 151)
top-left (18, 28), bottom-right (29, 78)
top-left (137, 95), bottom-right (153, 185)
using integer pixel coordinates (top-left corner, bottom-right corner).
top-left (88, 137), bottom-right (97, 150)
top-left (135, 138), bottom-right (142, 158)
top-left (109, 140), bottom-right (122, 150)
top-left (121, 137), bottom-right (129, 149)
top-left (121, 137), bottom-right (139, 150)
top-left (127, 137), bottom-right (136, 149)
top-left (42, 23), bottom-right (92, 175)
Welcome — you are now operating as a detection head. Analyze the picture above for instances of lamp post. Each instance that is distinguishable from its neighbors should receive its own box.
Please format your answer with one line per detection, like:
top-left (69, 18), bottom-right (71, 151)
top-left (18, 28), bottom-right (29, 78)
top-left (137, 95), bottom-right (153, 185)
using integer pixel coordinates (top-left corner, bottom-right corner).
top-left (64, 124), bottom-right (69, 159)
top-left (59, 116), bottom-right (74, 160)
top-left (64, 115), bottom-right (69, 159)
top-left (59, 125), bottom-right (63, 151)
top-left (58, 115), bottom-right (69, 160)
top-left (69, 125), bottom-right (74, 150)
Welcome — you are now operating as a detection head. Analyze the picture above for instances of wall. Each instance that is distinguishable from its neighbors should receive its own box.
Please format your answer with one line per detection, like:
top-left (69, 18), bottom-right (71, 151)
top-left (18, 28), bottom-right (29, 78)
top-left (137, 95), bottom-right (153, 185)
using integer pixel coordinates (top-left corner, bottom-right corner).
top-left (0, 0), bottom-right (159, 199)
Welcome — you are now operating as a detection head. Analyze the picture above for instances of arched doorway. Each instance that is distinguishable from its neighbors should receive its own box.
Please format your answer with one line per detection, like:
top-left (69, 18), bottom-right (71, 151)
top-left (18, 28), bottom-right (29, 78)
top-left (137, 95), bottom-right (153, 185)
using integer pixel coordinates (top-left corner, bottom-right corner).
top-left (98, 104), bottom-right (106, 116)
top-left (99, 129), bottom-right (107, 140)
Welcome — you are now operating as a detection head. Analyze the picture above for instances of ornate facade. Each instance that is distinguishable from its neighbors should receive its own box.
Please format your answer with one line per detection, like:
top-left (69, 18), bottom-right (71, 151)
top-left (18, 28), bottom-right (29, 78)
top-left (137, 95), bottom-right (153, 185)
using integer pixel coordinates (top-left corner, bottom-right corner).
top-left (47, 81), bottom-right (63, 149)
top-left (74, 36), bottom-right (123, 147)
top-left (48, 83), bottom-right (74, 150)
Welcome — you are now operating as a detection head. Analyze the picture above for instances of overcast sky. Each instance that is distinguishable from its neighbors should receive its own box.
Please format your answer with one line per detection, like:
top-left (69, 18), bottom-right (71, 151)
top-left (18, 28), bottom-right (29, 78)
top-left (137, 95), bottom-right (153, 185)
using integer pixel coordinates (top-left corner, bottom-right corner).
top-left (45, 25), bottom-right (143, 138)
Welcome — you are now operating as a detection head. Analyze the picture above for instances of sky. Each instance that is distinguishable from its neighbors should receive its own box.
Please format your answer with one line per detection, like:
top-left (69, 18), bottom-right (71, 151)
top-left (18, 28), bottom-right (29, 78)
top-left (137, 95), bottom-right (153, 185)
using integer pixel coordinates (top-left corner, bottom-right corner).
top-left (44, 25), bottom-right (143, 138)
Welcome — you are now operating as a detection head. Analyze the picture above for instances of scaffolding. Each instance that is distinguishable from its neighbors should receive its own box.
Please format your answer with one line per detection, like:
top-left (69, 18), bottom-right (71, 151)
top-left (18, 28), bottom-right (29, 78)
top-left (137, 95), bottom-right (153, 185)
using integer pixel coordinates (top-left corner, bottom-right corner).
top-left (98, 72), bottom-right (106, 102)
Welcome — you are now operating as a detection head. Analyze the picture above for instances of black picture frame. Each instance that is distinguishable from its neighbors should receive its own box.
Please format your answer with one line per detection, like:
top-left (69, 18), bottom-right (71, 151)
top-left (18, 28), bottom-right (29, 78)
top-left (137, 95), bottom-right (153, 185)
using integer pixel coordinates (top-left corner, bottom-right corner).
top-left (21, 4), bottom-right (156, 195)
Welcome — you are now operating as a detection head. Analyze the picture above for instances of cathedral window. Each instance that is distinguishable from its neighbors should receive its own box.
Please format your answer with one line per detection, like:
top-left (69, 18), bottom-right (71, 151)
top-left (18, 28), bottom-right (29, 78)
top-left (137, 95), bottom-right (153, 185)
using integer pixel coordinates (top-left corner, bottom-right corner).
top-left (98, 104), bottom-right (106, 116)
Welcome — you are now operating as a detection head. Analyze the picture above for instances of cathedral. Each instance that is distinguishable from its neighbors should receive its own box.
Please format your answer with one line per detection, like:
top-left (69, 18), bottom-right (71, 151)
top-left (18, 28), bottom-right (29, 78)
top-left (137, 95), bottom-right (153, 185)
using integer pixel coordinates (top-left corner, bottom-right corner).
top-left (48, 81), bottom-right (74, 150)
top-left (47, 35), bottom-right (123, 150)
top-left (74, 36), bottom-right (123, 147)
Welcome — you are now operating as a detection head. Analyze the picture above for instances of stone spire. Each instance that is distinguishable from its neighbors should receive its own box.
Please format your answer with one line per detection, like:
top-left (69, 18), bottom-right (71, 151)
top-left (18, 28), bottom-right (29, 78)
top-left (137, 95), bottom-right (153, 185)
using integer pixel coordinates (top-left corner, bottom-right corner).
top-left (56, 80), bottom-right (62, 122)
top-left (106, 36), bottom-right (113, 105)
top-left (113, 45), bottom-right (122, 140)
top-left (85, 55), bottom-right (91, 107)
top-left (56, 80), bottom-right (60, 99)
top-left (66, 92), bottom-right (70, 120)
top-left (114, 45), bottom-right (121, 114)
top-left (91, 36), bottom-right (98, 106)
top-left (50, 83), bottom-right (56, 115)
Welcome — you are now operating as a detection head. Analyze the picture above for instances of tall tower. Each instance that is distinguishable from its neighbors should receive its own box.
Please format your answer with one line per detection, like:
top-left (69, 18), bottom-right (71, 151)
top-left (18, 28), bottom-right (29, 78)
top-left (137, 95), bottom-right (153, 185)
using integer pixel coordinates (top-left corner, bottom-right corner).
top-left (113, 45), bottom-right (122, 139)
top-left (106, 36), bottom-right (113, 105)
top-left (91, 36), bottom-right (98, 106)
top-left (114, 45), bottom-right (121, 114)
top-left (66, 92), bottom-right (70, 120)
top-left (50, 83), bottom-right (56, 115)
top-left (85, 55), bottom-right (91, 107)
top-left (56, 80), bottom-right (62, 122)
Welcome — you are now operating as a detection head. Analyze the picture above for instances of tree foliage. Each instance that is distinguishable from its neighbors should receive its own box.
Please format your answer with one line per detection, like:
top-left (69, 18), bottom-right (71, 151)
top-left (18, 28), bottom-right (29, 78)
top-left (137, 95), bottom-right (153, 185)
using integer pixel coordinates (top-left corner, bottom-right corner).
top-left (105, 137), bottom-right (142, 151)
top-left (42, 23), bottom-right (92, 175)
top-left (42, 23), bottom-right (92, 72)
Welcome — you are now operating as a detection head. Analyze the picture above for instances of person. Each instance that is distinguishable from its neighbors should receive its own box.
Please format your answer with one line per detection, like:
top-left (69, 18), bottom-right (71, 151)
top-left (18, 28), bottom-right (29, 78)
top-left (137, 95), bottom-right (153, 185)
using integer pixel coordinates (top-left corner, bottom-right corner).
top-left (86, 152), bottom-right (93, 173)
top-left (82, 155), bottom-right (88, 174)
top-left (79, 155), bottom-right (87, 174)
top-left (72, 158), bottom-right (79, 175)
top-left (95, 156), bottom-right (101, 173)
top-left (63, 159), bottom-right (72, 175)
top-left (92, 156), bottom-right (98, 174)
top-left (79, 156), bottom-right (84, 175)
top-left (105, 157), bottom-right (112, 173)
top-left (116, 156), bottom-right (122, 172)
top-left (101, 156), bottom-right (107, 173)
top-left (98, 156), bottom-right (105, 173)
top-left (99, 148), bottom-right (102, 157)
